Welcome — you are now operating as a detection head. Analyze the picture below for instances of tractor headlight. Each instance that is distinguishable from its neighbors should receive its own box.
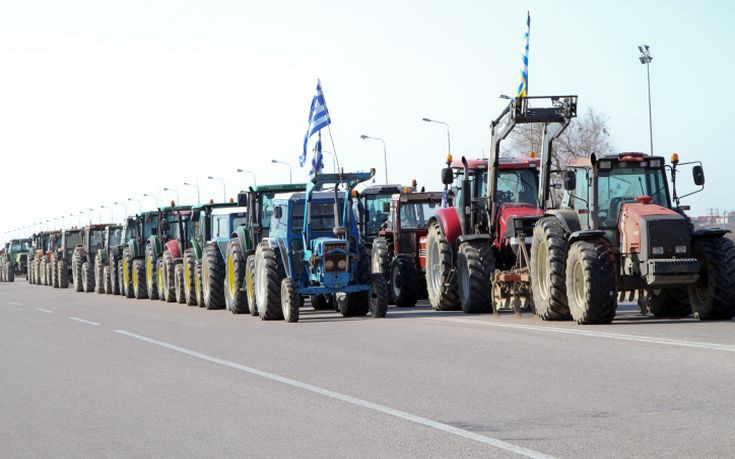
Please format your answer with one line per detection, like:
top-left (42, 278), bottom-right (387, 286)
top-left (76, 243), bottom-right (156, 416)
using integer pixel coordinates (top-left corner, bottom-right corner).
top-left (652, 246), bottom-right (664, 255)
top-left (337, 259), bottom-right (347, 269)
top-left (675, 245), bottom-right (687, 254)
top-left (325, 260), bottom-right (335, 270)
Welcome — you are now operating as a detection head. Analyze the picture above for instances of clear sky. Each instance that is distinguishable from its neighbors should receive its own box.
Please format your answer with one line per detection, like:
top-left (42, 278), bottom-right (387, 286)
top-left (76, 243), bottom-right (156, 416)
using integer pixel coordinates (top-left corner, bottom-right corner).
top-left (1, 0), bottom-right (733, 238)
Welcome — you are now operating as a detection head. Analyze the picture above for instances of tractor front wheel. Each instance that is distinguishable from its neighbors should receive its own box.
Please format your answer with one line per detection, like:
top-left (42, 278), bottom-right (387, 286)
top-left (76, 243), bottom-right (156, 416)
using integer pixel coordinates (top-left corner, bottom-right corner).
top-left (82, 262), bottom-right (94, 293)
top-left (565, 239), bottom-right (617, 324)
top-left (456, 241), bottom-right (494, 314)
top-left (224, 240), bottom-right (248, 314)
top-left (281, 278), bottom-right (300, 323)
top-left (202, 245), bottom-right (225, 309)
top-left (255, 242), bottom-right (284, 320)
top-left (390, 255), bottom-right (419, 307)
top-left (146, 246), bottom-right (159, 300)
top-left (246, 254), bottom-right (258, 316)
top-left (162, 251), bottom-right (176, 303)
top-left (94, 256), bottom-right (105, 294)
top-left (132, 259), bottom-right (147, 299)
top-left (369, 273), bottom-right (389, 318)
top-left (310, 294), bottom-right (331, 310)
top-left (688, 237), bottom-right (735, 320)
top-left (58, 260), bottom-right (69, 289)
top-left (530, 217), bottom-right (572, 321)
top-left (183, 250), bottom-right (197, 306)
top-left (103, 266), bottom-right (112, 294)
top-left (425, 221), bottom-right (459, 310)
top-left (174, 264), bottom-right (186, 304)
top-left (649, 288), bottom-right (691, 318)
top-left (122, 249), bottom-right (134, 298)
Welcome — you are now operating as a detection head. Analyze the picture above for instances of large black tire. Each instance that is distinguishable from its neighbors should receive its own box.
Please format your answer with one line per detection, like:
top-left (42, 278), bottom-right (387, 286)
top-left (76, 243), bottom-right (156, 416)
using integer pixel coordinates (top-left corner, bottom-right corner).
top-left (371, 237), bottom-right (392, 292)
top-left (201, 245), bottom-right (225, 310)
top-left (174, 264), bottom-right (186, 304)
top-left (255, 241), bottom-right (284, 320)
top-left (183, 250), bottom-right (197, 306)
top-left (224, 239), bottom-right (248, 314)
top-left (530, 217), bottom-right (572, 320)
top-left (58, 260), bottom-right (69, 289)
top-left (132, 259), bottom-right (147, 299)
top-left (649, 288), bottom-right (691, 318)
top-left (338, 248), bottom-right (371, 317)
top-left (94, 255), bottom-right (105, 294)
top-left (39, 260), bottom-right (46, 285)
top-left (82, 261), bottom-right (94, 293)
top-left (103, 266), bottom-right (112, 294)
top-left (110, 257), bottom-right (120, 295)
top-left (72, 252), bottom-right (84, 292)
top-left (246, 254), bottom-right (258, 316)
top-left (390, 256), bottom-right (419, 307)
top-left (310, 294), bottom-right (331, 310)
top-left (425, 221), bottom-right (460, 310)
top-left (456, 241), bottom-right (494, 314)
top-left (161, 251), bottom-right (176, 303)
top-left (6, 263), bottom-right (14, 282)
top-left (195, 263), bottom-right (204, 307)
top-left (122, 249), bottom-right (135, 298)
top-left (369, 273), bottom-right (389, 318)
top-left (145, 245), bottom-right (159, 300)
top-left (281, 278), bottom-right (300, 322)
top-left (565, 239), bottom-right (617, 324)
top-left (688, 237), bottom-right (735, 320)
top-left (50, 255), bottom-right (59, 288)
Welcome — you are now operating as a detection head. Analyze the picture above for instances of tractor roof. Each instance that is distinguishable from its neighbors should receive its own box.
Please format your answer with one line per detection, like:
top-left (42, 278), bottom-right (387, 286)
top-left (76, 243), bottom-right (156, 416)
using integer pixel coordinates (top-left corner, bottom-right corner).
top-left (394, 191), bottom-right (444, 203)
top-left (359, 184), bottom-right (403, 196)
top-left (567, 152), bottom-right (666, 168)
top-left (84, 224), bottom-right (112, 231)
top-left (450, 157), bottom-right (540, 171)
top-left (192, 201), bottom-right (238, 211)
top-left (210, 206), bottom-right (248, 216)
top-left (274, 191), bottom-right (345, 202)
top-left (250, 183), bottom-right (307, 194)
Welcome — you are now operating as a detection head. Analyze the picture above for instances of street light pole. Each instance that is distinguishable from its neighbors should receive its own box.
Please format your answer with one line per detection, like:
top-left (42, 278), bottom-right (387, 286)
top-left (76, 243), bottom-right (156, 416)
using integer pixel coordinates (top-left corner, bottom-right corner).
top-left (639, 44), bottom-right (654, 156)
top-left (182, 182), bottom-right (200, 204)
top-left (360, 135), bottom-right (389, 184)
top-left (270, 160), bottom-right (292, 184)
top-left (422, 118), bottom-right (451, 155)
top-left (142, 193), bottom-right (160, 209)
top-left (100, 205), bottom-right (113, 222)
top-left (207, 176), bottom-right (227, 202)
top-left (236, 169), bottom-right (257, 186)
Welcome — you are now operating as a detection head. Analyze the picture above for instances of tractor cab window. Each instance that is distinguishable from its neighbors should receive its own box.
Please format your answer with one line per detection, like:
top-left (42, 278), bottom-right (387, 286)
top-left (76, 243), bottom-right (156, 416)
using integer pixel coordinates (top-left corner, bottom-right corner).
top-left (452, 169), bottom-right (488, 208)
top-left (292, 201), bottom-right (342, 234)
top-left (12, 241), bottom-right (29, 252)
top-left (259, 193), bottom-right (276, 230)
top-left (561, 168), bottom-right (590, 212)
top-left (400, 201), bottom-right (440, 230)
top-left (65, 232), bottom-right (82, 248)
top-left (597, 164), bottom-right (669, 228)
top-left (231, 215), bottom-right (247, 232)
top-left (213, 216), bottom-right (231, 239)
top-left (364, 196), bottom-right (392, 236)
top-left (109, 228), bottom-right (123, 247)
top-left (89, 231), bottom-right (104, 251)
top-left (496, 169), bottom-right (538, 204)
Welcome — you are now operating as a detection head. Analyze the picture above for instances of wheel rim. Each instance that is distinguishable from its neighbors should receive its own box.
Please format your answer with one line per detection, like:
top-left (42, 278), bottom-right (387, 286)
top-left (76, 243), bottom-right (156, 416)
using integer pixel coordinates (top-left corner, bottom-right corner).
top-left (256, 258), bottom-right (266, 310)
top-left (246, 262), bottom-right (256, 308)
top-left (227, 254), bottom-right (236, 297)
top-left (184, 263), bottom-right (191, 293)
top-left (202, 260), bottom-right (209, 298)
top-left (429, 240), bottom-right (442, 295)
top-left (536, 240), bottom-right (550, 300)
top-left (572, 259), bottom-right (585, 307)
top-left (132, 267), bottom-right (138, 292)
top-left (158, 268), bottom-right (164, 297)
top-left (123, 259), bottom-right (129, 287)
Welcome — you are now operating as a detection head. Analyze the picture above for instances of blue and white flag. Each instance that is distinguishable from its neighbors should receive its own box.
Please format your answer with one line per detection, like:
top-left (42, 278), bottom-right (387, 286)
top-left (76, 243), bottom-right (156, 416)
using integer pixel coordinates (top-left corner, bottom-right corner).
top-left (311, 134), bottom-right (324, 174)
top-left (301, 80), bottom-right (331, 171)
top-left (516, 11), bottom-right (530, 98)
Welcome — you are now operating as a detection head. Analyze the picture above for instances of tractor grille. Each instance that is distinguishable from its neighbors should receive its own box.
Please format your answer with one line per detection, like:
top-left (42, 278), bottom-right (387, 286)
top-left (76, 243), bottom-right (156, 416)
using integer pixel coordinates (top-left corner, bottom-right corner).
top-left (646, 219), bottom-right (691, 258)
top-left (324, 243), bottom-right (347, 272)
top-left (647, 258), bottom-right (699, 275)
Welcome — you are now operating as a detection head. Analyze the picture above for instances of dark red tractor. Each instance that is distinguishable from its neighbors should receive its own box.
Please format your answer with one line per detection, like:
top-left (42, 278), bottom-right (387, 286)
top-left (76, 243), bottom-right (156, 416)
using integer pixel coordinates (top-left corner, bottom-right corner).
top-left (371, 190), bottom-right (443, 306)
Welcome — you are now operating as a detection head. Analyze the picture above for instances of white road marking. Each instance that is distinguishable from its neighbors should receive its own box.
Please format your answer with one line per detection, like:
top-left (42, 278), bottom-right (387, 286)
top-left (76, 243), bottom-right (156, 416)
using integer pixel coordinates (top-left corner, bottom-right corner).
top-left (68, 317), bottom-right (100, 326)
top-left (34, 307), bottom-right (54, 314)
top-left (8, 301), bottom-right (23, 306)
top-left (114, 329), bottom-right (553, 459)
top-left (425, 317), bottom-right (735, 353)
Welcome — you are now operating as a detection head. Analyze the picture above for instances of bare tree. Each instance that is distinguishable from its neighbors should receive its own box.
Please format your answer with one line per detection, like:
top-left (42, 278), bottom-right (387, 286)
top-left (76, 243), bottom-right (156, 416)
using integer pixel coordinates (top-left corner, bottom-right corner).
top-left (503, 107), bottom-right (615, 170)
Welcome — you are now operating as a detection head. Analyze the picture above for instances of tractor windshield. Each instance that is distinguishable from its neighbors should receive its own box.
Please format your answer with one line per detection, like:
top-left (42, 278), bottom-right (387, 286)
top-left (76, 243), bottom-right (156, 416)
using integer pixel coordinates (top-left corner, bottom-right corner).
top-left (259, 193), bottom-right (276, 230)
top-left (364, 196), bottom-right (392, 236)
top-left (89, 230), bottom-right (104, 251)
top-left (292, 201), bottom-right (343, 234)
top-left (65, 232), bottom-right (82, 248)
top-left (496, 169), bottom-right (538, 204)
top-left (400, 201), bottom-right (440, 230)
top-left (11, 241), bottom-right (29, 252)
top-left (109, 228), bottom-right (123, 247)
top-left (597, 164), bottom-right (669, 228)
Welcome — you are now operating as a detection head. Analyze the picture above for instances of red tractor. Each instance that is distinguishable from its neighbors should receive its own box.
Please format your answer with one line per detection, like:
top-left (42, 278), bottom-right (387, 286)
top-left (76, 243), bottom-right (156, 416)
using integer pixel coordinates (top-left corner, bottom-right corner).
top-left (529, 151), bottom-right (735, 323)
top-left (425, 96), bottom-right (577, 313)
top-left (371, 190), bottom-right (444, 306)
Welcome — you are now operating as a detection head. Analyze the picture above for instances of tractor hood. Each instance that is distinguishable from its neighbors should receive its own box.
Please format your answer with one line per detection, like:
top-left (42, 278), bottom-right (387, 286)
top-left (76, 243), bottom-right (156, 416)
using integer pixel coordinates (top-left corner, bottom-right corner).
top-left (498, 202), bottom-right (543, 242)
top-left (618, 197), bottom-right (691, 258)
top-left (310, 237), bottom-right (351, 289)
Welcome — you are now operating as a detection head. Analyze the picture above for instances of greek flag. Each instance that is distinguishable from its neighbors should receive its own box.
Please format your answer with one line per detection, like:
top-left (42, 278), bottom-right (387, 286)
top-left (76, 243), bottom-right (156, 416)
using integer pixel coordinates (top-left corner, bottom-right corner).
top-left (301, 80), bottom-right (331, 172)
top-left (516, 12), bottom-right (530, 98)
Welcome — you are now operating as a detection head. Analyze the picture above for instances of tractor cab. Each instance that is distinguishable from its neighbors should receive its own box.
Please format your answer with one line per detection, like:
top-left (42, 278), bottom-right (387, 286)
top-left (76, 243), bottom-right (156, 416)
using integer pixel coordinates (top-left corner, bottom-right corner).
top-left (192, 201), bottom-right (247, 259)
top-left (354, 184), bottom-right (403, 246)
top-left (235, 183), bottom-right (307, 251)
top-left (58, 229), bottom-right (82, 259)
top-left (81, 224), bottom-right (109, 259)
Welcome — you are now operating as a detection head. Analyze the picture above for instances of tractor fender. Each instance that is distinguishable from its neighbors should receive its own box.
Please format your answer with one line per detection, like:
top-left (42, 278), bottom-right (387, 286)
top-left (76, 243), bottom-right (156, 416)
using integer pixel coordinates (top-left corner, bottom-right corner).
top-left (231, 226), bottom-right (253, 254)
top-left (190, 239), bottom-right (202, 260)
top-left (165, 240), bottom-right (181, 259)
top-left (457, 234), bottom-right (492, 244)
top-left (693, 228), bottom-right (730, 240)
top-left (568, 230), bottom-right (609, 247)
top-left (147, 236), bottom-right (162, 259)
top-left (432, 207), bottom-right (462, 244)
top-left (545, 209), bottom-right (582, 235)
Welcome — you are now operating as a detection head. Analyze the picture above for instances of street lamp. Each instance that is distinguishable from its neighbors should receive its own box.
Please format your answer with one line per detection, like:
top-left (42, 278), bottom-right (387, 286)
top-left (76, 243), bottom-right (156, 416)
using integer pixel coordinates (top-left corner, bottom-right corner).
top-left (422, 117), bottom-right (451, 155)
top-left (142, 193), bottom-right (160, 209)
top-left (127, 197), bottom-right (142, 214)
top-left (183, 182), bottom-right (200, 204)
top-left (163, 187), bottom-right (180, 205)
top-left (236, 169), bottom-right (257, 186)
top-left (360, 135), bottom-right (389, 184)
top-left (638, 44), bottom-right (654, 156)
top-left (207, 176), bottom-right (227, 202)
top-left (270, 160), bottom-right (292, 184)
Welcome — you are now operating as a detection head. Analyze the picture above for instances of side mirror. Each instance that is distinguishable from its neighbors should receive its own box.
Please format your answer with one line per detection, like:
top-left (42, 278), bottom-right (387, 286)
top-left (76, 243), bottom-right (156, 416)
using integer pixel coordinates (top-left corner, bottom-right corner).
top-left (274, 206), bottom-right (283, 220)
top-left (237, 192), bottom-right (247, 207)
top-left (441, 167), bottom-right (454, 185)
top-left (563, 170), bottom-right (576, 191)
top-left (692, 165), bottom-right (705, 186)
top-left (192, 210), bottom-right (200, 221)
top-left (382, 202), bottom-right (390, 213)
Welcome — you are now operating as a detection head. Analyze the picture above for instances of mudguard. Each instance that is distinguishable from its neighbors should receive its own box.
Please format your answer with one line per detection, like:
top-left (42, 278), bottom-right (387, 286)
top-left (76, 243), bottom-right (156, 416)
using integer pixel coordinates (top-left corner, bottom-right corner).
top-left (165, 240), bottom-right (181, 260)
top-left (693, 228), bottom-right (730, 239)
top-left (546, 209), bottom-right (582, 235)
top-left (147, 236), bottom-right (162, 259)
top-left (568, 230), bottom-right (608, 246)
top-left (232, 226), bottom-right (253, 254)
top-left (433, 207), bottom-right (462, 244)
top-left (190, 238), bottom-right (202, 260)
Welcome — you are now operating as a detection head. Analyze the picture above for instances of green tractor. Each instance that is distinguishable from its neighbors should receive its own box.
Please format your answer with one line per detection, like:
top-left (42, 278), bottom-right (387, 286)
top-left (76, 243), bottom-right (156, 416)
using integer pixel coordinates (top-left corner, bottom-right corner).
top-left (121, 211), bottom-right (160, 299)
top-left (223, 183), bottom-right (307, 315)
top-left (146, 204), bottom-right (195, 303)
top-left (1, 238), bottom-right (30, 282)
top-left (185, 201), bottom-right (248, 308)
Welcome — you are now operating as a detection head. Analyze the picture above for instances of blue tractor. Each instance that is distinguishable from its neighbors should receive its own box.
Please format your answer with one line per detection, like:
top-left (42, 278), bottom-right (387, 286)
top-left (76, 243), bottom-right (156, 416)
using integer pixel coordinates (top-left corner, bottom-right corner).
top-left (254, 170), bottom-right (389, 322)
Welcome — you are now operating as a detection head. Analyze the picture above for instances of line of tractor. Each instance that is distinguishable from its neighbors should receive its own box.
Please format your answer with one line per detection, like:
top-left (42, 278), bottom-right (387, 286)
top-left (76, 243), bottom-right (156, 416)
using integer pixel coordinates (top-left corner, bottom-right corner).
top-left (3, 95), bottom-right (734, 324)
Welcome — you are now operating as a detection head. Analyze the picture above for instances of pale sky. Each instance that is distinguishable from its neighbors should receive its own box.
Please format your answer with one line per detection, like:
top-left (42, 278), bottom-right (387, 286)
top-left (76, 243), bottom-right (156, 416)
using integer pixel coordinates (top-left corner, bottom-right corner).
top-left (1, 0), bottom-right (733, 239)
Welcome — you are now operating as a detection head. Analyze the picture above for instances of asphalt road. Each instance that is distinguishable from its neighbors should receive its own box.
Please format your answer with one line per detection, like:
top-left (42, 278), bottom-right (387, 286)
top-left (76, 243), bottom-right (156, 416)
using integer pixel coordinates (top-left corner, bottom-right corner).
top-left (2, 279), bottom-right (735, 458)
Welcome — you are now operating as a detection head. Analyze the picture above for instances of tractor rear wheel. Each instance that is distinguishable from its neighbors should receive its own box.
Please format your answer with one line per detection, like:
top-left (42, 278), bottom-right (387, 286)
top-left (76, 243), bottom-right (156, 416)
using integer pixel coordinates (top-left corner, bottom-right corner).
top-left (390, 255), bottom-right (419, 307)
top-left (6, 263), bottom-right (14, 282)
top-left (183, 250), bottom-right (197, 306)
top-left (58, 260), bottom-right (69, 289)
top-left (202, 245), bottom-right (225, 309)
top-left (281, 278), bottom-right (300, 323)
top-left (72, 253), bottom-right (84, 292)
top-left (162, 251), bottom-right (176, 303)
top-left (338, 248), bottom-right (371, 317)
top-left (565, 239), bottom-right (617, 324)
top-left (174, 264), bottom-right (186, 304)
top-left (94, 256), bottom-right (105, 294)
top-left (82, 262), bottom-right (94, 293)
top-left (145, 245), bottom-right (159, 300)
top-left (103, 266), bottom-right (112, 294)
top-left (109, 257), bottom-right (120, 295)
top-left (456, 241), bottom-right (494, 314)
top-left (195, 263), bottom-right (203, 307)
top-left (224, 240), bottom-right (248, 314)
top-left (369, 273), bottom-right (389, 318)
top-left (51, 255), bottom-right (59, 288)
top-left (156, 259), bottom-right (165, 301)
top-left (122, 249), bottom-right (135, 298)
top-left (649, 288), bottom-right (691, 318)
top-left (132, 259), bottom-right (147, 299)
top-left (246, 254), bottom-right (258, 316)
top-left (255, 241), bottom-right (284, 320)
top-left (530, 217), bottom-right (572, 320)
top-left (371, 237), bottom-right (392, 294)
top-left (310, 295), bottom-right (331, 310)
top-left (118, 260), bottom-right (125, 296)
top-left (425, 221), bottom-right (459, 310)
top-left (688, 237), bottom-right (735, 320)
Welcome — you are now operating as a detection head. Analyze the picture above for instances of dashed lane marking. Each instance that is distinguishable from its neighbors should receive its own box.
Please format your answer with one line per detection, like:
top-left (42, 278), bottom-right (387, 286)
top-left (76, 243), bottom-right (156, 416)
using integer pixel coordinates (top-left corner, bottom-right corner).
top-left (7, 301), bottom-right (23, 306)
top-left (68, 317), bottom-right (100, 326)
top-left (34, 307), bottom-right (54, 314)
